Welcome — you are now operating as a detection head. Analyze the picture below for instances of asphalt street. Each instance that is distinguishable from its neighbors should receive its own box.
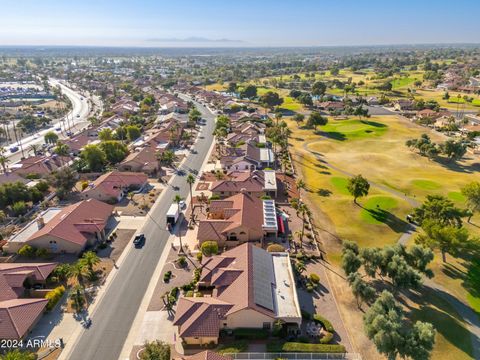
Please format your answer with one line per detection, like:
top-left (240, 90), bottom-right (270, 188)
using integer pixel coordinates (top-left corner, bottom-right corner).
top-left (5, 79), bottom-right (91, 163)
top-left (65, 97), bottom-right (215, 360)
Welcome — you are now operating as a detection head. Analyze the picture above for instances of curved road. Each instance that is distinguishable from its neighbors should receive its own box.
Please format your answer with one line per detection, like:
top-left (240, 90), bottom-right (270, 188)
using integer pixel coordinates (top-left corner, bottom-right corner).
top-left (5, 79), bottom-right (91, 163)
top-left (62, 97), bottom-right (216, 360)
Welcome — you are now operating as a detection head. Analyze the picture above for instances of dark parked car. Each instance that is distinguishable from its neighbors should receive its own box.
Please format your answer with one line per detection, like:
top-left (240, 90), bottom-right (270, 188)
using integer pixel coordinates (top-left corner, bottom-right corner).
top-left (133, 233), bottom-right (146, 248)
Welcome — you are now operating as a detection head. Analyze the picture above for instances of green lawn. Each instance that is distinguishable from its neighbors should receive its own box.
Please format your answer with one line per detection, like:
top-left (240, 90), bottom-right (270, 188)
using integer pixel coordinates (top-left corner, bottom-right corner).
top-left (466, 259), bottom-right (480, 315)
top-left (391, 76), bottom-right (418, 89)
top-left (360, 196), bottom-right (400, 225)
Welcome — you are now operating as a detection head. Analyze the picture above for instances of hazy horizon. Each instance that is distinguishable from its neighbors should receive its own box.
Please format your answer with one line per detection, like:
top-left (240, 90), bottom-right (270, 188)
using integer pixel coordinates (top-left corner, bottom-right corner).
top-left (2, 0), bottom-right (480, 48)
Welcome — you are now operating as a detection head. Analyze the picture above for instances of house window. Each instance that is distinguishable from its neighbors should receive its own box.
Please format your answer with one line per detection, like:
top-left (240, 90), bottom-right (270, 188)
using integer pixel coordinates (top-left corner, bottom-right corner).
top-left (228, 233), bottom-right (237, 241)
top-left (263, 322), bottom-right (271, 330)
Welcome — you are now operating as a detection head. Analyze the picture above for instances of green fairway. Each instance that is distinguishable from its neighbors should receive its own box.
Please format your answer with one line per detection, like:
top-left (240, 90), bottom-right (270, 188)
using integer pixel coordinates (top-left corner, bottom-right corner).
top-left (318, 118), bottom-right (388, 141)
top-left (466, 259), bottom-right (480, 315)
top-left (391, 76), bottom-right (418, 89)
top-left (411, 179), bottom-right (442, 190)
top-left (330, 176), bottom-right (350, 195)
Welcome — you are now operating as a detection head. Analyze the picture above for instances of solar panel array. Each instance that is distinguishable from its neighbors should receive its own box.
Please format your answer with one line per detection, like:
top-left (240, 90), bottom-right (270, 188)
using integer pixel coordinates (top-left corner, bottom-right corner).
top-left (252, 246), bottom-right (275, 311)
top-left (263, 200), bottom-right (278, 230)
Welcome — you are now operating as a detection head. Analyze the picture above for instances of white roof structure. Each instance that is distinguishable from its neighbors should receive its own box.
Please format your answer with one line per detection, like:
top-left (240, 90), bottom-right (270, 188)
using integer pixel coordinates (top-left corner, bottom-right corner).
top-left (271, 253), bottom-right (302, 322)
top-left (9, 208), bottom-right (62, 244)
top-left (262, 199), bottom-right (278, 232)
top-left (263, 170), bottom-right (277, 192)
top-left (259, 148), bottom-right (275, 163)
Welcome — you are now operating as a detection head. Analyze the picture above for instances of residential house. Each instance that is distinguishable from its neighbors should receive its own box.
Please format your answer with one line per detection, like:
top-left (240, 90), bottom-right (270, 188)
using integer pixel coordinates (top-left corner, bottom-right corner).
top-left (80, 171), bottom-right (148, 203)
top-left (394, 99), bottom-right (415, 112)
top-left (316, 101), bottom-right (345, 112)
top-left (173, 243), bottom-right (301, 346)
top-left (211, 170), bottom-right (277, 198)
top-left (219, 141), bottom-right (274, 171)
top-left (197, 192), bottom-right (278, 247)
top-left (0, 262), bottom-right (56, 339)
top-left (10, 155), bottom-right (70, 178)
top-left (5, 199), bottom-right (114, 254)
top-left (111, 99), bottom-right (139, 116)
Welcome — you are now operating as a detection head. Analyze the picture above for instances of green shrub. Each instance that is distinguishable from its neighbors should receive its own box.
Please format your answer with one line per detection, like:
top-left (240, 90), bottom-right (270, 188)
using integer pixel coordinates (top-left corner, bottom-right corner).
top-left (196, 252), bottom-right (203, 262)
top-left (26, 173), bottom-right (40, 180)
top-left (177, 256), bottom-right (187, 267)
top-left (18, 244), bottom-right (37, 258)
top-left (12, 201), bottom-right (28, 216)
top-left (209, 195), bottom-right (221, 201)
top-left (267, 341), bottom-right (345, 353)
top-left (35, 247), bottom-right (50, 258)
top-left (45, 285), bottom-right (66, 311)
top-left (163, 271), bottom-right (172, 283)
top-left (233, 328), bottom-right (269, 340)
top-left (201, 241), bottom-right (218, 256)
top-left (319, 331), bottom-right (333, 344)
top-left (35, 181), bottom-right (50, 193)
top-left (313, 314), bottom-right (334, 333)
top-left (309, 273), bottom-right (320, 284)
top-left (185, 290), bottom-right (194, 297)
top-left (217, 341), bottom-right (248, 355)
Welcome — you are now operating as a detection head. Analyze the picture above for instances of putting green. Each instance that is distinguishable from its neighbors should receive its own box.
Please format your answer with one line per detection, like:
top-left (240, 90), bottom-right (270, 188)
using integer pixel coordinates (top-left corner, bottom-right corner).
top-left (360, 196), bottom-right (399, 224)
top-left (411, 179), bottom-right (442, 190)
top-left (448, 191), bottom-right (466, 203)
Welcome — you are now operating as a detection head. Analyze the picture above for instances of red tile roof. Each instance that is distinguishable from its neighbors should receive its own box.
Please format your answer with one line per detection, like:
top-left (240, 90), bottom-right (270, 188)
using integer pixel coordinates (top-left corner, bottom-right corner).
top-left (28, 199), bottom-right (113, 247)
top-left (82, 171), bottom-right (147, 199)
top-left (0, 298), bottom-right (48, 339)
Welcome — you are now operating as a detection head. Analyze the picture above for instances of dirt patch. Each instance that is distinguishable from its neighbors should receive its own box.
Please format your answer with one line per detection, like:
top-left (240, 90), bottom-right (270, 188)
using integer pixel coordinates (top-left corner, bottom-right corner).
top-left (114, 189), bottom-right (162, 216)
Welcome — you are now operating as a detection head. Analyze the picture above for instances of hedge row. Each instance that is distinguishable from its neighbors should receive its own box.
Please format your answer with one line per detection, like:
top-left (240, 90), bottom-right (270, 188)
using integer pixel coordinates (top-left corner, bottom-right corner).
top-left (313, 314), bottom-right (334, 333)
top-left (267, 341), bottom-right (345, 353)
top-left (233, 328), bottom-right (269, 339)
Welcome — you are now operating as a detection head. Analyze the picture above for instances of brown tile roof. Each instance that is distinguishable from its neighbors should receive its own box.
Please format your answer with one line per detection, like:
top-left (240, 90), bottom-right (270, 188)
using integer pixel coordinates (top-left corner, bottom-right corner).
top-left (0, 298), bottom-right (48, 339)
top-left (12, 155), bottom-right (70, 177)
top-left (173, 297), bottom-right (233, 337)
top-left (211, 171), bottom-right (265, 194)
top-left (197, 193), bottom-right (264, 242)
top-left (82, 171), bottom-right (147, 199)
top-left (0, 262), bottom-right (55, 339)
top-left (28, 199), bottom-right (113, 247)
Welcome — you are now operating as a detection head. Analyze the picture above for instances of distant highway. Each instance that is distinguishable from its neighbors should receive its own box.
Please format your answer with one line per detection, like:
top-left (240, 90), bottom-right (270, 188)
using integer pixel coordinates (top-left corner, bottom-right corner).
top-left (4, 79), bottom-right (93, 163)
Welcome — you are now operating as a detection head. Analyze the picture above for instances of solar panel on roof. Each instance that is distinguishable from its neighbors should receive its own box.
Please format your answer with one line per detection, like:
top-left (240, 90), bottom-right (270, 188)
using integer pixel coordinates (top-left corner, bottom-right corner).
top-left (252, 246), bottom-right (275, 311)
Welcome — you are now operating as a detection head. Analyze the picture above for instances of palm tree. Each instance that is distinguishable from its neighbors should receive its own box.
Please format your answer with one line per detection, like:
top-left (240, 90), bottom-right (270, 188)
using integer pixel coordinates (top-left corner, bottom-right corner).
top-left (174, 195), bottom-right (184, 253)
top-left (298, 202), bottom-right (310, 249)
top-left (69, 261), bottom-right (86, 286)
top-left (296, 179), bottom-right (306, 197)
top-left (0, 147), bottom-right (9, 173)
top-left (0, 118), bottom-right (10, 142)
top-left (70, 285), bottom-right (85, 313)
top-left (156, 150), bottom-right (175, 167)
top-left (186, 173), bottom-right (196, 222)
top-left (29, 144), bottom-right (40, 156)
top-left (80, 251), bottom-right (100, 274)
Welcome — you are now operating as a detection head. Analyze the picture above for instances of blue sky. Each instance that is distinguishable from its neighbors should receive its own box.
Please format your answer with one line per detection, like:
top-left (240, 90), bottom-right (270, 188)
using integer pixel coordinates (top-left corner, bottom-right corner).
top-left (1, 0), bottom-right (480, 47)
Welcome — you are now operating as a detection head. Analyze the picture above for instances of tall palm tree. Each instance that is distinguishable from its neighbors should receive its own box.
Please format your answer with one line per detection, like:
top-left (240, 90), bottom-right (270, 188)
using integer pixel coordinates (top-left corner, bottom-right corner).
top-left (0, 118), bottom-right (10, 142)
top-left (0, 147), bottom-right (9, 173)
top-left (174, 195), bottom-right (184, 253)
top-left (80, 251), bottom-right (100, 274)
top-left (69, 261), bottom-right (86, 286)
top-left (186, 173), bottom-right (196, 223)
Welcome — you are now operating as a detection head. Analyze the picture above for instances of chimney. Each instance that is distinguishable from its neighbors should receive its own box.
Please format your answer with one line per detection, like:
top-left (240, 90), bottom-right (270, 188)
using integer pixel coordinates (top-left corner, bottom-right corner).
top-left (37, 217), bottom-right (45, 229)
top-left (240, 188), bottom-right (247, 194)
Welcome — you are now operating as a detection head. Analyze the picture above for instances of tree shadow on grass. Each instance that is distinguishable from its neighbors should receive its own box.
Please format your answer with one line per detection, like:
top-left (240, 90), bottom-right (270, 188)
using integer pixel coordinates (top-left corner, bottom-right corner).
top-left (437, 158), bottom-right (480, 174)
top-left (360, 120), bottom-right (388, 128)
top-left (317, 188), bottom-right (333, 197)
top-left (315, 131), bottom-right (347, 141)
top-left (402, 286), bottom-right (479, 359)
top-left (364, 207), bottom-right (410, 234)
top-left (277, 108), bottom-right (296, 116)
